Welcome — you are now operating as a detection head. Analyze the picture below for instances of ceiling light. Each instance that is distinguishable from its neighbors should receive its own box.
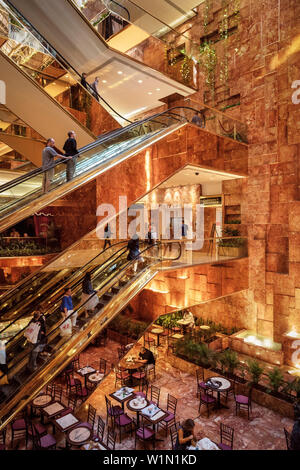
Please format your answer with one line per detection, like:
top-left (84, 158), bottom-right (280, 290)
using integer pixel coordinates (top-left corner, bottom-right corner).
top-left (138, 80), bottom-right (143, 83)
top-left (148, 92), bottom-right (152, 95)
top-left (156, 88), bottom-right (160, 91)
top-left (117, 71), bottom-right (123, 75)
top-left (102, 80), bottom-right (107, 83)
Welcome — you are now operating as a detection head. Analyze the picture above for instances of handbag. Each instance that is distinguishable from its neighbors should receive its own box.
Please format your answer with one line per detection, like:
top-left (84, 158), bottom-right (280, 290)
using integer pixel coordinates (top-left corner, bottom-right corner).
top-left (24, 322), bottom-right (41, 344)
top-left (60, 318), bottom-right (72, 336)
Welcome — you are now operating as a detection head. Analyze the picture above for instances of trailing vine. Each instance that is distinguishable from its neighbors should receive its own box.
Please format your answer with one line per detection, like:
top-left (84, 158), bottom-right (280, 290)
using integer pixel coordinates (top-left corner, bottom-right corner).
top-left (219, 0), bottom-right (229, 89)
top-left (197, 41), bottom-right (217, 102)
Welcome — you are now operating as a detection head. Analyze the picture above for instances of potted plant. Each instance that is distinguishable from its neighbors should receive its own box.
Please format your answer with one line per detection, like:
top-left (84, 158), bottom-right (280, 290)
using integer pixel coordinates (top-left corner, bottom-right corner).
top-left (218, 227), bottom-right (247, 258)
top-left (218, 349), bottom-right (239, 378)
top-left (247, 359), bottom-right (264, 387)
top-left (267, 367), bottom-right (284, 396)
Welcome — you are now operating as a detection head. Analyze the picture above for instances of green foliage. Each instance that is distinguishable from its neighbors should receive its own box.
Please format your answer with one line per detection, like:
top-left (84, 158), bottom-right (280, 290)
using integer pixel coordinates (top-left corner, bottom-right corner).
top-left (247, 359), bottom-right (264, 385)
top-left (93, 12), bottom-right (109, 27)
top-left (0, 239), bottom-right (57, 257)
top-left (197, 41), bottom-right (217, 100)
top-left (156, 311), bottom-right (183, 329)
top-left (175, 336), bottom-right (217, 368)
top-left (109, 314), bottom-right (148, 340)
top-left (218, 349), bottom-right (239, 375)
top-left (283, 378), bottom-right (300, 397)
top-left (267, 367), bottom-right (284, 393)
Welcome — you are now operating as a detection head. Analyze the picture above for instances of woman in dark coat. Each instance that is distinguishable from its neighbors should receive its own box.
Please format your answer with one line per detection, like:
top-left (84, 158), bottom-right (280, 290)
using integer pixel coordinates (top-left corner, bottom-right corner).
top-left (127, 234), bottom-right (141, 272)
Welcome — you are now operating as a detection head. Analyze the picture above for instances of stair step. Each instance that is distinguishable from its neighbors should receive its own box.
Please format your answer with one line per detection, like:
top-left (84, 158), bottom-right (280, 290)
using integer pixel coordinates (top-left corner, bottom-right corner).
top-left (103, 292), bottom-right (114, 301)
top-left (119, 279), bottom-right (128, 287)
top-left (112, 286), bottom-right (121, 294)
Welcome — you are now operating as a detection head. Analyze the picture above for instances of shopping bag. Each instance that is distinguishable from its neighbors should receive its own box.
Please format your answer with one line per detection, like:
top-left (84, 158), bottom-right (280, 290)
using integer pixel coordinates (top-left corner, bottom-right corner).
top-left (60, 318), bottom-right (72, 336)
top-left (0, 340), bottom-right (6, 365)
top-left (24, 322), bottom-right (41, 344)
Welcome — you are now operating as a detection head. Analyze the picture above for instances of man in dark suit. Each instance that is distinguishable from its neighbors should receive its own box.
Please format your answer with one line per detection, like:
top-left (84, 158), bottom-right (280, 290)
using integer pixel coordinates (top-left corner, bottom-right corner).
top-left (63, 131), bottom-right (78, 181)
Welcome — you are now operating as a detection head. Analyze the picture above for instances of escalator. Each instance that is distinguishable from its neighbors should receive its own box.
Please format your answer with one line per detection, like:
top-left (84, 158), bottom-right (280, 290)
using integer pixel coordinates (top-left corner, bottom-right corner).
top-left (0, 240), bottom-right (181, 429)
top-left (0, 105), bottom-right (201, 233)
top-left (5, 0), bottom-right (193, 121)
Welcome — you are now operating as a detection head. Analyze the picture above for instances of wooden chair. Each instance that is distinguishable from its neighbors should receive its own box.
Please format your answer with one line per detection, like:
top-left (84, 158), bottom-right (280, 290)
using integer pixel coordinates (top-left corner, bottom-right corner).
top-left (105, 396), bottom-right (124, 427)
top-left (158, 394), bottom-right (177, 436)
top-left (30, 421), bottom-right (56, 450)
top-left (52, 384), bottom-right (63, 402)
top-left (72, 356), bottom-right (80, 371)
top-left (135, 417), bottom-right (156, 450)
top-left (115, 365), bottom-right (130, 388)
top-left (26, 418), bottom-right (48, 448)
top-left (143, 333), bottom-right (155, 350)
top-left (114, 412), bottom-right (134, 443)
top-left (93, 416), bottom-right (105, 442)
top-left (234, 386), bottom-right (252, 419)
top-left (80, 404), bottom-right (97, 431)
top-left (0, 428), bottom-right (6, 450)
top-left (99, 358), bottom-right (107, 375)
top-left (71, 382), bottom-right (88, 404)
top-left (65, 370), bottom-right (81, 395)
top-left (198, 389), bottom-right (216, 418)
top-left (106, 427), bottom-right (117, 450)
top-left (133, 381), bottom-right (148, 400)
top-left (149, 385), bottom-right (160, 406)
top-left (219, 423), bottom-right (234, 450)
top-left (196, 368), bottom-right (207, 397)
top-left (132, 365), bottom-right (147, 391)
top-left (10, 410), bottom-right (28, 449)
top-left (169, 422), bottom-right (180, 450)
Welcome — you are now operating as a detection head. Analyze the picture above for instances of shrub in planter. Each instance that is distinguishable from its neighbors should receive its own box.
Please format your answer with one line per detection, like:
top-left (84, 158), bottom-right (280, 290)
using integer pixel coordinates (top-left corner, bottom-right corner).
top-left (247, 359), bottom-right (264, 386)
top-left (218, 349), bottom-right (239, 377)
top-left (283, 377), bottom-right (300, 399)
top-left (267, 367), bottom-right (284, 394)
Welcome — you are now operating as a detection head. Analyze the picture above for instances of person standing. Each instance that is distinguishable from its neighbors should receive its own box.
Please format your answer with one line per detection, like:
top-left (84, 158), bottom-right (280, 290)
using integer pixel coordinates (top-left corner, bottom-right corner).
top-left (90, 76), bottom-right (100, 101)
top-left (127, 234), bottom-right (142, 273)
top-left (103, 223), bottom-right (112, 250)
top-left (81, 72), bottom-right (89, 90)
top-left (60, 287), bottom-right (77, 330)
top-left (42, 138), bottom-right (71, 193)
top-left (81, 272), bottom-right (98, 319)
top-left (27, 309), bottom-right (47, 371)
top-left (63, 131), bottom-right (78, 182)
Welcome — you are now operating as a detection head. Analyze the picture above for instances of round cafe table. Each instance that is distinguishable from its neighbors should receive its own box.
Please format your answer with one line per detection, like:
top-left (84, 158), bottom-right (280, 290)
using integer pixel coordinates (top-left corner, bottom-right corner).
top-left (66, 424), bottom-right (92, 448)
top-left (87, 372), bottom-right (104, 386)
top-left (150, 328), bottom-right (164, 346)
top-left (119, 357), bottom-right (144, 385)
top-left (127, 397), bottom-right (149, 427)
top-left (31, 393), bottom-right (53, 421)
top-left (206, 376), bottom-right (231, 409)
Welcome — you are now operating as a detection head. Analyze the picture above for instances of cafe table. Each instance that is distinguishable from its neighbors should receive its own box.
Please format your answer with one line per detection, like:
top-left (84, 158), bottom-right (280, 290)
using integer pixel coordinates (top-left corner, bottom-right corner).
top-left (109, 387), bottom-right (135, 411)
top-left (205, 377), bottom-right (231, 409)
top-left (127, 397), bottom-right (149, 427)
top-left (31, 393), bottom-right (53, 421)
top-left (188, 438), bottom-right (220, 450)
top-left (77, 366), bottom-right (96, 387)
top-left (42, 401), bottom-right (66, 420)
top-left (54, 412), bottom-right (80, 433)
top-left (66, 424), bottom-right (93, 448)
top-left (140, 404), bottom-right (168, 433)
top-left (150, 328), bottom-right (164, 347)
top-left (177, 318), bottom-right (192, 334)
top-left (87, 371), bottom-right (104, 388)
top-left (119, 357), bottom-right (144, 385)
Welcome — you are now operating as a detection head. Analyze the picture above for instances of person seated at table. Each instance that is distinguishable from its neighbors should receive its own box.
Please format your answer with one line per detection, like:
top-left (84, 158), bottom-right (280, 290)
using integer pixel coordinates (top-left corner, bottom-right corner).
top-left (175, 419), bottom-right (197, 450)
top-left (183, 310), bottom-right (195, 328)
top-left (138, 346), bottom-right (155, 372)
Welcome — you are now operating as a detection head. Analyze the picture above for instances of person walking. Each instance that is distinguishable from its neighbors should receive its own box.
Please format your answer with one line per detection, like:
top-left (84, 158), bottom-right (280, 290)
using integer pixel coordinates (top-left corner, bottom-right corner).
top-left (81, 272), bottom-right (98, 319)
top-left (27, 309), bottom-right (47, 371)
top-left (81, 72), bottom-right (89, 90)
top-left (127, 234), bottom-right (142, 273)
top-left (90, 76), bottom-right (100, 101)
top-left (42, 138), bottom-right (71, 193)
top-left (103, 223), bottom-right (112, 250)
top-left (60, 287), bottom-right (77, 331)
top-left (63, 131), bottom-right (78, 181)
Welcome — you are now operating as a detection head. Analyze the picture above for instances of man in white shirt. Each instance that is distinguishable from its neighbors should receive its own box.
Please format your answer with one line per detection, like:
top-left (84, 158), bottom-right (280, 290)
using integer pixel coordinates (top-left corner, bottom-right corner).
top-left (42, 138), bottom-right (71, 193)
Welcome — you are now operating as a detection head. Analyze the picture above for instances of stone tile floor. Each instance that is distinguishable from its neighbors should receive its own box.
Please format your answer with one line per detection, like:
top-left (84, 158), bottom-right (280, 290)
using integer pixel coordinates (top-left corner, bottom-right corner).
top-left (5, 336), bottom-right (293, 450)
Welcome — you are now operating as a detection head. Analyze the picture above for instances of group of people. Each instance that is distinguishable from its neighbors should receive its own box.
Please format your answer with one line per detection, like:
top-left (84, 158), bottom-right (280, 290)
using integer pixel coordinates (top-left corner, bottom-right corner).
top-left (42, 131), bottom-right (78, 193)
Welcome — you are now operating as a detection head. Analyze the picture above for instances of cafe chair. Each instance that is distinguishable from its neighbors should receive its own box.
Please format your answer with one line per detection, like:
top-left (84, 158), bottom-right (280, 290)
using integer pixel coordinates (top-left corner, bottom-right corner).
top-left (218, 423), bottom-right (234, 450)
top-left (146, 362), bottom-right (156, 381)
top-left (133, 381), bottom-right (148, 400)
top-left (106, 427), bottom-right (117, 450)
top-left (93, 416), bottom-right (105, 442)
top-left (115, 365), bottom-right (130, 388)
top-left (114, 412), bottom-right (134, 443)
top-left (71, 382), bottom-right (89, 404)
top-left (169, 422), bottom-right (180, 450)
top-left (99, 358), bottom-right (107, 376)
top-left (105, 396), bottom-right (124, 427)
top-left (30, 421), bottom-right (56, 450)
top-left (132, 366), bottom-right (147, 391)
top-left (72, 356), bottom-right (80, 371)
top-left (52, 384), bottom-right (64, 403)
top-left (79, 404), bottom-right (97, 431)
top-left (10, 410), bottom-right (28, 449)
top-left (65, 370), bottom-right (81, 395)
top-left (26, 418), bottom-right (48, 448)
top-left (149, 385), bottom-right (160, 406)
top-left (135, 418), bottom-right (156, 450)
top-left (284, 428), bottom-right (292, 450)
top-left (59, 395), bottom-right (77, 418)
top-left (158, 394), bottom-right (177, 437)
top-left (196, 368), bottom-right (207, 397)
top-left (234, 386), bottom-right (252, 420)
top-left (198, 389), bottom-right (216, 418)
top-left (143, 333), bottom-right (155, 350)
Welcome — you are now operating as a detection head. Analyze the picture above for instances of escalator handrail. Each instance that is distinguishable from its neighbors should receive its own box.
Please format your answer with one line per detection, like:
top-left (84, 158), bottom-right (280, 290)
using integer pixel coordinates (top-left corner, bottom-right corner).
top-left (0, 105), bottom-right (203, 193)
top-left (4, 0), bottom-right (133, 125)
top-left (0, 240), bottom-right (181, 380)
top-left (0, 241), bottom-right (129, 337)
top-left (107, 0), bottom-right (131, 21)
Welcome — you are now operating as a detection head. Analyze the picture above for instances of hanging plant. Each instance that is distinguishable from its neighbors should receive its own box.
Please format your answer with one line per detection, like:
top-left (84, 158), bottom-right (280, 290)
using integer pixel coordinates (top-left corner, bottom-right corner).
top-left (165, 42), bottom-right (178, 67)
top-left (219, 0), bottom-right (229, 88)
top-left (203, 0), bottom-right (211, 34)
top-left (197, 41), bottom-right (217, 102)
top-left (180, 51), bottom-right (192, 84)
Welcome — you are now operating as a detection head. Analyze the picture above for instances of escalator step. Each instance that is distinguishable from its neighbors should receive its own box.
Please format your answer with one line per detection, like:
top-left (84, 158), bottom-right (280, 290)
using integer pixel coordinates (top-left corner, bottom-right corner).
top-left (103, 293), bottom-right (114, 301)
top-left (112, 286), bottom-right (121, 294)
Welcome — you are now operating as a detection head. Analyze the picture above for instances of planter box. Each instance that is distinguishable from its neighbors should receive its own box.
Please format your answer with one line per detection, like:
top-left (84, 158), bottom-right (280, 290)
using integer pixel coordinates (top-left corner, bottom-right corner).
top-left (218, 245), bottom-right (247, 258)
top-left (229, 330), bottom-right (284, 366)
top-left (206, 333), bottom-right (229, 351)
top-left (168, 353), bottom-right (295, 418)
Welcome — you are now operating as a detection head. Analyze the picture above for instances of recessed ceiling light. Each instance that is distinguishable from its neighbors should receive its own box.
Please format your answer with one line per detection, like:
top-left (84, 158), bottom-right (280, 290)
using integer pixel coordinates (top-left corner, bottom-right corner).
top-left (138, 80), bottom-right (143, 83)
top-left (117, 71), bottom-right (123, 75)
top-left (148, 92), bottom-right (152, 95)
top-left (102, 80), bottom-right (107, 83)
top-left (156, 88), bottom-right (160, 91)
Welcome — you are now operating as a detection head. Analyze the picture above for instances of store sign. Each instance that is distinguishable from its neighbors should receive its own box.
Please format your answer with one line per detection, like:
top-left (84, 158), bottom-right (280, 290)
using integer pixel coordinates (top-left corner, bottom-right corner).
top-left (292, 80), bottom-right (300, 104)
top-left (0, 80), bottom-right (6, 105)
